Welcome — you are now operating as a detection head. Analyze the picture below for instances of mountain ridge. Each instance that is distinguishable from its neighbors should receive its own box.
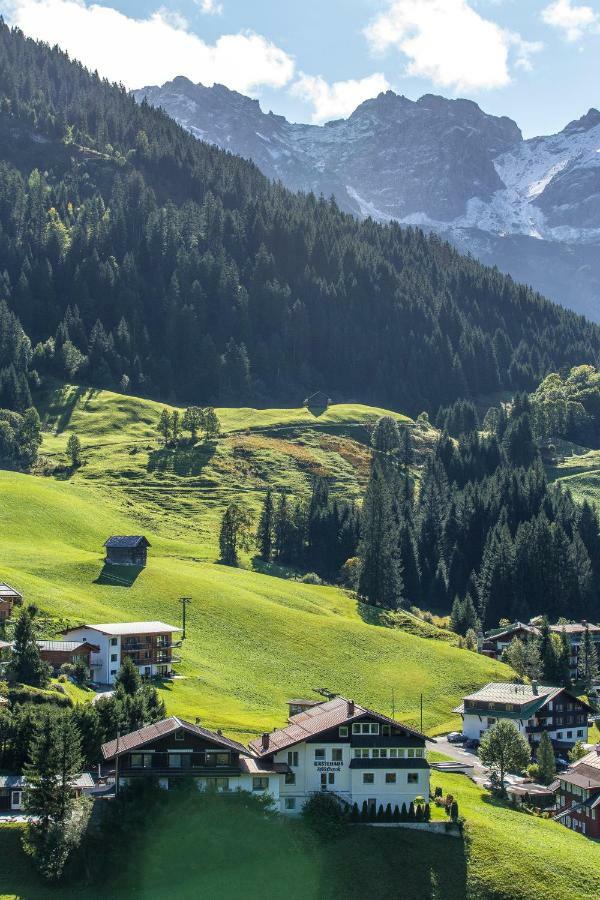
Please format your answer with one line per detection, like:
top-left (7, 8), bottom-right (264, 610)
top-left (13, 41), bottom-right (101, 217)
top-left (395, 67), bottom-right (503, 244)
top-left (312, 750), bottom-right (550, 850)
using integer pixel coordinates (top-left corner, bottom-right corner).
top-left (135, 80), bottom-right (600, 320)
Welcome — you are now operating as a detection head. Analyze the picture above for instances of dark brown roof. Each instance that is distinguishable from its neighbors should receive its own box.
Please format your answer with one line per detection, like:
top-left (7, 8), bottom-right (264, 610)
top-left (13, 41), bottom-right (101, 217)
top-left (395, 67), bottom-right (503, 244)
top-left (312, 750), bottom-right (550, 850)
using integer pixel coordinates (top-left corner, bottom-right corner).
top-left (101, 717), bottom-right (248, 760)
top-left (239, 758), bottom-right (291, 776)
top-left (559, 764), bottom-right (600, 790)
top-left (248, 695), bottom-right (431, 757)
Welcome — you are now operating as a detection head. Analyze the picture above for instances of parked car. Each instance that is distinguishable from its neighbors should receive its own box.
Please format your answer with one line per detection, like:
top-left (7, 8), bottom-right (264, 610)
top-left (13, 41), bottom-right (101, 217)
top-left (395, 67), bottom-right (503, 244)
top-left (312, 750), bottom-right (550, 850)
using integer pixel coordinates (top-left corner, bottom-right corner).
top-left (446, 732), bottom-right (465, 744)
top-left (464, 738), bottom-right (479, 750)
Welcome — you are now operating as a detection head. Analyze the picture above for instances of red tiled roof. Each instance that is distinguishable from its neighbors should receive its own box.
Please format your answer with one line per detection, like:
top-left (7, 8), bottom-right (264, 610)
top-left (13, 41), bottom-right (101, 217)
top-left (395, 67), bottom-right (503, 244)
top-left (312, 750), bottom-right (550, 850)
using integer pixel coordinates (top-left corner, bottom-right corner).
top-left (101, 717), bottom-right (247, 759)
top-left (248, 695), bottom-right (431, 757)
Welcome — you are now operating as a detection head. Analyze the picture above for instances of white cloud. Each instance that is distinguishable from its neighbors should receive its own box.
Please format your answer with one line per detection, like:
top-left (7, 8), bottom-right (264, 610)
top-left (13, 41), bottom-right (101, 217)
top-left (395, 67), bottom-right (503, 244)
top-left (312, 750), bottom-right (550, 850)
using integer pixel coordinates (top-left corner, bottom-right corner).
top-left (364, 0), bottom-right (541, 92)
top-left (1, 0), bottom-right (294, 92)
top-left (291, 72), bottom-right (390, 123)
top-left (198, 0), bottom-right (223, 15)
top-left (541, 0), bottom-right (598, 42)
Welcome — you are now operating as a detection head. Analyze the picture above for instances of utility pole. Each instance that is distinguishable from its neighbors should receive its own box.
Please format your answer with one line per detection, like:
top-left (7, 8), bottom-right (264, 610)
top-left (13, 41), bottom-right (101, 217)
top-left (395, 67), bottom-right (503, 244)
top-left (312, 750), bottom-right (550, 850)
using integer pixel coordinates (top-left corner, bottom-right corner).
top-left (115, 730), bottom-right (120, 798)
top-left (420, 693), bottom-right (423, 734)
top-left (180, 596), bottom-right (192, 640)
top-left (392, 687), bottom-right (395, 720)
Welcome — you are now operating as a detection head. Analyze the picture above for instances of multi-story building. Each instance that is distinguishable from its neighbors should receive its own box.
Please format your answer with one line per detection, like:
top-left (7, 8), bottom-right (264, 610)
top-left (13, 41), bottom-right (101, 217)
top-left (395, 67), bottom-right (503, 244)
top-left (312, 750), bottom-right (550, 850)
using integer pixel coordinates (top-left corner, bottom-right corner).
top-left (0, 582), bottom-right (22, 624)
top-left (482, 620), bottom-right (600, 680)
top-left (553, 745), bottom-right (600, 838)
top-left (101, 717), bottom-right (287, 799)
top-left (61, 621), bottom-right (181, 684)
top-left (248, 695), bottom-right (431, 816)
top-left (456, 682), bottom-right (591, 752)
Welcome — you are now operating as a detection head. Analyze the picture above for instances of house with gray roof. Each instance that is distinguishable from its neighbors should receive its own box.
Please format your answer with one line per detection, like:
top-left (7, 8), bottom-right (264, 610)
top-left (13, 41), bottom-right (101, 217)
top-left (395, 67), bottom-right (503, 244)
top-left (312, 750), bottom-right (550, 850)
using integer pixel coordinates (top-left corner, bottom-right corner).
top-left (455, 682), bottom-right (592, 751)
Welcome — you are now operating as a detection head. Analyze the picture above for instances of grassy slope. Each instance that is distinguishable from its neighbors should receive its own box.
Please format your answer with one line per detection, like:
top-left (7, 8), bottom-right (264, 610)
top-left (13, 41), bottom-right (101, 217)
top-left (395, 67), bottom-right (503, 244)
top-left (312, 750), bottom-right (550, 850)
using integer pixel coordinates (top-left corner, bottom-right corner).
top-left (0, 384), bottom-right (500, 738)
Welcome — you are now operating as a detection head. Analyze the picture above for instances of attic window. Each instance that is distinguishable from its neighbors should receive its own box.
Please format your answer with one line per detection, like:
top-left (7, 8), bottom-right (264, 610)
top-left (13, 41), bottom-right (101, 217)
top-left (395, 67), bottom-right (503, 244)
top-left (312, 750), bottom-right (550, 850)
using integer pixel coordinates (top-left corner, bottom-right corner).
top-left (175, 731), bottom-right (184, 741)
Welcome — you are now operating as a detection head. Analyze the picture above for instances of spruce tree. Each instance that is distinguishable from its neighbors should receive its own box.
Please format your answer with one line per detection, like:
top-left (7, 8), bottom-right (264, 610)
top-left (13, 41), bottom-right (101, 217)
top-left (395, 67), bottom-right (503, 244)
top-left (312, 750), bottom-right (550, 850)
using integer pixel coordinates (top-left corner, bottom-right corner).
top-left (257, 489), bottom-right (275, 562)
top-left (578, 625), bottom-right (599, 689)
top-left (115, 656), bottom-right (142, 696)
top-left (358, 461), bottom-right (403, 609)
top-left (158, 408), bottom-right (171, 445)
top-left (8, 609), bottom-right (49, 687)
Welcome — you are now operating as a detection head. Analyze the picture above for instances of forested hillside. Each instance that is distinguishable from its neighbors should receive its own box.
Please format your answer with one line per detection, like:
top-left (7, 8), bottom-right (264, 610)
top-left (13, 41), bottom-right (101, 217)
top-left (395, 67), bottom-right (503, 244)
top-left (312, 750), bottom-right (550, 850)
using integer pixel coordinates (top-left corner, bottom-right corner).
top-left (1, 21), bottom-right (600, 413)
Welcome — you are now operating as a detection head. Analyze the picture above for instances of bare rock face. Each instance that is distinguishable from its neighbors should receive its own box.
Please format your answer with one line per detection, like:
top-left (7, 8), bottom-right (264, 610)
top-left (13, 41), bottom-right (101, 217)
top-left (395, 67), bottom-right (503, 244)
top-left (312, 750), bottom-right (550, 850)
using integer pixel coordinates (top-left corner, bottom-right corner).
top-left (134, 80), bottom-right (600, 320)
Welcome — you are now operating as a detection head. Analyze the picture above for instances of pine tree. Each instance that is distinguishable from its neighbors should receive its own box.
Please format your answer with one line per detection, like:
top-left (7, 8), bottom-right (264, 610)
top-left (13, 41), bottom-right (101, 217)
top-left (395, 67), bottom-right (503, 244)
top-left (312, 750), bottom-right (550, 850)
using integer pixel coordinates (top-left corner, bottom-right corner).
top-left (536, 732), bottom-right (556, 786)
top-left (358, 461), bottom-right (403, 609)
top-left (257, 489), bottom-right (275, 562)
top-left (158, 408), bottom-right (171, 445)
top-left (578, 625), bottom-right (599, 689)
top-left (7, 609), bottom-right (49, 687)
top-left (115, 656), bottom-right (142, 696)
top-left (66, 433), bottom-right (82, 467)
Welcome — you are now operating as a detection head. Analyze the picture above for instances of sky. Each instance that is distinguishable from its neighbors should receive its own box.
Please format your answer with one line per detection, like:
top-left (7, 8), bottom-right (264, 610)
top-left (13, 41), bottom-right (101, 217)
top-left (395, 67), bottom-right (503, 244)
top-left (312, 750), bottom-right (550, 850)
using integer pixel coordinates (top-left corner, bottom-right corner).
top-left (1, 0), bottom-right (599, 136)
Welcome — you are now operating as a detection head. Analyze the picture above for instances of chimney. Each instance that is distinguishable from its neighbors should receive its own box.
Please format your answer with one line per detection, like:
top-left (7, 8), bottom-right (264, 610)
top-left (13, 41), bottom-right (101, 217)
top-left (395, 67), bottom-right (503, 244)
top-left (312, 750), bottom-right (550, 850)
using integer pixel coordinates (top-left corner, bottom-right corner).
top-left (347, 699), bottom-right (355, 717)
top-left (531, 680), bottom-right (538, 696)
top-left (261, 732), bottom-right (270, 751)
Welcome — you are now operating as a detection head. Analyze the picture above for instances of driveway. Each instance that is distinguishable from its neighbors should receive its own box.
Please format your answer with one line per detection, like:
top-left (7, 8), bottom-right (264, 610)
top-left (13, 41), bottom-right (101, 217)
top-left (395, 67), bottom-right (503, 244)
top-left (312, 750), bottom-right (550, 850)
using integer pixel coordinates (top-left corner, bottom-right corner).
top-left (433, 737), bottom-right (490, 783)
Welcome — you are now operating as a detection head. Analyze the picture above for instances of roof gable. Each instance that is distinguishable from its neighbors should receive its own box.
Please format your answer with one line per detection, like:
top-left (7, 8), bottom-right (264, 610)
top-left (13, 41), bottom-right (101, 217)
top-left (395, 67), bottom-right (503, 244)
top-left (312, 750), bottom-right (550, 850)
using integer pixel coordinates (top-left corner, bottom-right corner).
top-left (101, 717), bottom-right (247, 759)
top-left (248, 696), bottom-right (431, 757)
top-left (104, 536), bottom-right (151, 549)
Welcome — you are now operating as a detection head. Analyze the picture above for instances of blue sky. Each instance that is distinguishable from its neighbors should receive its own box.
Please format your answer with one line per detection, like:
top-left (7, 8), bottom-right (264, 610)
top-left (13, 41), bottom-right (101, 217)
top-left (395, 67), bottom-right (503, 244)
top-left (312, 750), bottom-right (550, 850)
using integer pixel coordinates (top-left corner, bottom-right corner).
top-left (2, 0), bottom-right (600, 136)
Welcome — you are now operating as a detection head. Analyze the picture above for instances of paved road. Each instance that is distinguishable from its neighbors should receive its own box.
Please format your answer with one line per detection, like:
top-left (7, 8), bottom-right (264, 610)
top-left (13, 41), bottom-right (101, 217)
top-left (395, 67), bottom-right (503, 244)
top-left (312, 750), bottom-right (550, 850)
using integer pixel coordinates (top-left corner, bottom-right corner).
top-left (433, 737), bottom-right (489, 783)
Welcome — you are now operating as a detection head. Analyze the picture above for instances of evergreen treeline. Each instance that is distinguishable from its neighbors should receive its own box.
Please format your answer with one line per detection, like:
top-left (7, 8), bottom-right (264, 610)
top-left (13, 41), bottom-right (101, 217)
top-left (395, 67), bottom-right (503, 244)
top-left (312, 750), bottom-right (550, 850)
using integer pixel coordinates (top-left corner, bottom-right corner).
top-left (256, 480), bottom-right (360, 581)
top-left (1, 22), bottom-right (600, 411)
top-left (358, 401), bottom-right (600, 625)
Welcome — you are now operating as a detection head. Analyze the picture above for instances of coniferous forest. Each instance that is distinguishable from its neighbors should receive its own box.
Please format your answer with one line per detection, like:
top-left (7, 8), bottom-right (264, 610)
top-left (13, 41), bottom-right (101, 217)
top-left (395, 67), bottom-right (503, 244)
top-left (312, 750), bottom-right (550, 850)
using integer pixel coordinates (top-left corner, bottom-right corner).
top-left (1, 21), bottom-right (600, 414)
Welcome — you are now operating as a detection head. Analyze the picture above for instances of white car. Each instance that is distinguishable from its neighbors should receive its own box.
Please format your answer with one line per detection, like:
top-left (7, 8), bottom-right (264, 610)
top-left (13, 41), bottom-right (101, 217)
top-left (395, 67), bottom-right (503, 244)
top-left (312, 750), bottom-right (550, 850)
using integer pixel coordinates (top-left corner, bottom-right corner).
top-left (446, 731), bottom-right (465, 744)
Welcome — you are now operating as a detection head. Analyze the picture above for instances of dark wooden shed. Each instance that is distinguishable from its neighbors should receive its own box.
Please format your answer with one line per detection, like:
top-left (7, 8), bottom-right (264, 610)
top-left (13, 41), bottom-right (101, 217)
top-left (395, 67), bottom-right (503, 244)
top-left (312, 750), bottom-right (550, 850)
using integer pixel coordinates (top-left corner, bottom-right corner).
top-left (104, 536), bottom-right (150, 567)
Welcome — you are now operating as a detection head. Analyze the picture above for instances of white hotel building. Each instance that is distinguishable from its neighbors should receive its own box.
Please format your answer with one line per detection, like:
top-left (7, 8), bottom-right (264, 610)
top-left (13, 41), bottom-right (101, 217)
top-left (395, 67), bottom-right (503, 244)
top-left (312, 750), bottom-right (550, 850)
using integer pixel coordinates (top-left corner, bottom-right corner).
top-left (249, 695), bottom-right (431, 815)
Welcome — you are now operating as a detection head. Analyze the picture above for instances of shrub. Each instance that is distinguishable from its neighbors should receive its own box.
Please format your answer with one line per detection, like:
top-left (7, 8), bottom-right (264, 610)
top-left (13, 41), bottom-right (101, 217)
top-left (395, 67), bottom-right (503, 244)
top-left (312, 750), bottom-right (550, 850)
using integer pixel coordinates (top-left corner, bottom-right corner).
top-left (414, 795), bottom-right (425, 806)
top-left (416, 803), bottom-right (424, 822)
top-left (369, 803), bottom-right (377, 822)
top-left (350, 802), bottom-right (359, 822)
top-left (424, 803), bottom-right (431, 822)
top-left (392, 804), bottom-right (400, 822)
top-left (527, 763), bottom-right (540, 780)
top-left (7, 685), bottom-right (72, 707)
top-left (450, 801), bottom-right (459, 821)
top-left (300, 572), bottom-right (322, 585)
top-left (301, 792), bottom-right (346, 838)
top-left (400, 802), bottom-right (408, 821)
top-left (376, 804), bottom-right (385, 822)
top-left (408, 802), bottom-right (416, 821)
top-left (434, 786), bottom-right (443, 798)
top-left (360, 801), bottom-right (369, 822)
top-left (384, 803), bottom-right (392, 822)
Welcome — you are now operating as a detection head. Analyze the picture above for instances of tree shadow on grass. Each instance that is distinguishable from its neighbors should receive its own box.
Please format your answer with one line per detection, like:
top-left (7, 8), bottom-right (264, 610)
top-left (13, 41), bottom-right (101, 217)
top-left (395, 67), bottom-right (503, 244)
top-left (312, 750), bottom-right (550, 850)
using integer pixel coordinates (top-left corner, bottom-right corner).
top-left (147, 440), bottom-right (217, 477)
top-left (320, 827), bottom-right (468, 900)
top-left (52, 385), bottom-right (98, 434)
top-left (93, 564), bottom-right (143, 587)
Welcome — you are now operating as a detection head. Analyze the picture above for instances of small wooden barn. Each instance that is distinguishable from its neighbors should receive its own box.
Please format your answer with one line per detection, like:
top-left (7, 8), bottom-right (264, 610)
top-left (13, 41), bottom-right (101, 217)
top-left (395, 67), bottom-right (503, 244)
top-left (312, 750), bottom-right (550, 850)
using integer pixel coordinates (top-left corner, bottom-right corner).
top-left (303, 391), bottom-right (331, 411)
top-left (104, 536), bottom-right (151, 567)
top-left (0, 583), bottom-right (22, 623)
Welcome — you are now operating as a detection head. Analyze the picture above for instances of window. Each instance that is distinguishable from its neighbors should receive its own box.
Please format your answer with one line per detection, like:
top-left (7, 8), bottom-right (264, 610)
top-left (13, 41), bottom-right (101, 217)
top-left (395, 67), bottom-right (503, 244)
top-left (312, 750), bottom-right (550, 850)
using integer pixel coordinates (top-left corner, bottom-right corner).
top-left (110, 654), bottom-right (118, 662)
top-left (407, 749), bottom-right (415, 758)
top-left (11, 791), bottom-right (22, 807)
top-left (285, 772), bottom-right (296, 785)
top-left (314, 749), bottom-right (325, 761)
top-left (339, 726), bottom-right (348, 737)
top-left (169, 754), bottom-right (182, 768)
top-left (206, 751), bottom-right (230, 767)
top-left (372, 748), bottom-right (387, 759)
top-left (352, 722), bottom-right (379, 735)
top-left (408, 773), bottom-right (419, 784)
top-left (110, 670), bottom-right (117, 677)
top-left (252, 777), bottom-right (269, 792)
top-left (215, 778), bottom-right (229, 791)
top-left (415, 749), bottom-right (424, 758)
top-left (284, 798), bottom-right (296, 810)
top-left (567, 731), bottom-right (573, 739)
top-left (382, 725), bottom-right (391, 736)
top-left (328, 772), bottom-right (335, 785)
top-left (557, 731), bottom-right (563, 739)
top-left (385, 773), bottom-right (396, 784)
top-left (131, 753), bottom-right (152, 769)
top-left (175, 731), bottom-right (184, 741)
top-left (110, 638), bottom-right (118, 646)
top-left (363, 773), bottom-right (374, 784)
top-left (332, 748), bottom-right (343, 763)
top-left (354, 748), bottom-right (369, 759)
top-left (288, 751), bottom-right (299, 767)
top-left (577, 730), bottom-right (584, 738)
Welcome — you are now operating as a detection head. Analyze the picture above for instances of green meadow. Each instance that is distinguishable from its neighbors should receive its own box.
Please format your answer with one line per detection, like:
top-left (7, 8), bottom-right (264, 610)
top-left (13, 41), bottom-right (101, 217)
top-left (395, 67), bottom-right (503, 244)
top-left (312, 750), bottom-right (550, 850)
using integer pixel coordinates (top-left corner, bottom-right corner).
top-left (1, 384), bottom-right (500, 738)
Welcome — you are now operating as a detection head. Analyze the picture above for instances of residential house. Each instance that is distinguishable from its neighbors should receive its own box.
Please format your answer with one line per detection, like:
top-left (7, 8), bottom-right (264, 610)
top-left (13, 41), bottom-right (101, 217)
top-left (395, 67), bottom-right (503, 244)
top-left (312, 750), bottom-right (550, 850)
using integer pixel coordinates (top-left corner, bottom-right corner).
top-left (0, 582), bottom-right (22, 623)
top-left (248, 695), bottom-right (431, 816)
top-left (104, 536), bottom-right (150, 567)
top-left (100, 717), bottom-right (286, 800)
top-left (553, 745), bottom-right (600, 838)
top-left (455, 682), bottom-right (591, 752)
top-left (0, 773), bottom-right (95, 813)
top-left (61, 621), bottom-right (181, 684)
top-left (36, 640), bottom-right (100, 675)
top-left (482, 620), bottom-right (600, 680)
